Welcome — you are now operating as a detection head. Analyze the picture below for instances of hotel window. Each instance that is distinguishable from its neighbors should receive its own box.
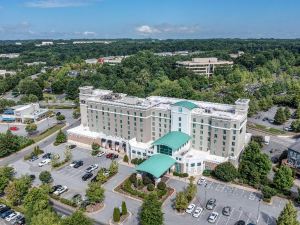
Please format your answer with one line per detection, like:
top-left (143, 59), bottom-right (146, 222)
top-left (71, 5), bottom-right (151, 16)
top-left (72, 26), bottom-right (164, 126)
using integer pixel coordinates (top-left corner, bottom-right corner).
top-left (214, 134), bottom-right (217, 138)
top-left (223, 130), bottom-right (227, 134)
top-left (234, 124), bottom-right (237, 128)
top-left (232, 142), bottom-right (235, 146)
top-left (179, 128), bottom-right (181, 132)
top-left (201, 119), bottom-right (204, 123)
top-left (193, 129), bottom-right (195, 133)
top-left (127, 111), bottom-right (129, 114)
top-left (231, 147), bottom-right (235, 152)
top-left (140, 118), bottom-right (143, 122)
top-left (179, 107), bottom-right (183, 112)
top-left (223, 141), bottom-right (226, 146)
top-left (132, 150), bottom-right (136, 154)
top-left (179, 123), bottom-right (181, 127)
top-left (193, 118), bottom-right (196, 122)
top-left (201, 125), bottom-right (203, 129)
top-left (233, 136), bottom-right (236, 140)
top-left (191, 163), bottom-right (195, 167)
top-left (152, 122), bottom-right (155, 126)
top-left (197, 162), bottom-right (201, 166)
top-left (193, 124), bottom-right (196, 128)
top-left (140, 113), bottom-right (143, 117)
top-left (159, 113), bottom-right (161, 116)
top-left (179, 117), bottom-right (181, 121)
top-left (223, 136), bottom-right (226, 140)
top-left (233, 130), bottom-right (236, 134)
top-left (152, 112), bottom-right (155, 115)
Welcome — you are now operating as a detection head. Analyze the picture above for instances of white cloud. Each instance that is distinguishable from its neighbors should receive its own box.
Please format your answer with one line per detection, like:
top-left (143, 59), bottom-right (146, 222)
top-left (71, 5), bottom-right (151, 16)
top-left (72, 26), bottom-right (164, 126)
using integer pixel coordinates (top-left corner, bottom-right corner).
top-left (135, 24), bottom-right (200, 36)
top-left (24, 0), bottom-right (100, 8)
top-left (83, 31), bottom-right (96, 36)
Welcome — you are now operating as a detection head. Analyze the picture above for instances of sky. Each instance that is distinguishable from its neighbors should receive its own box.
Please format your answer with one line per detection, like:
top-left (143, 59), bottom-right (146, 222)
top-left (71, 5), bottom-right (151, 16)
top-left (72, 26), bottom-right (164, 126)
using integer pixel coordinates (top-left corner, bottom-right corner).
top-left (0, 0), bottom-right (299, 40)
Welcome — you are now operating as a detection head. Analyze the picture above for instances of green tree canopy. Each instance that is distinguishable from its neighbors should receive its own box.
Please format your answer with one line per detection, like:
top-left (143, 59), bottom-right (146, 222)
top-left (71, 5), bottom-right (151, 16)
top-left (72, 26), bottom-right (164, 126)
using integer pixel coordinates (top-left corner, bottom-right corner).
top-left (277, 201), bottom-right (300, 225)
top-left (273, 166), bottom-right (294, 191)
top-left (86, 182), bottom-right (105, 204)
top-left (214, 162), bottom-right (238, 182)
top-left (140, 193), bottom-right (163, 225)
top-left (61, 211), bottom-right (93, 225)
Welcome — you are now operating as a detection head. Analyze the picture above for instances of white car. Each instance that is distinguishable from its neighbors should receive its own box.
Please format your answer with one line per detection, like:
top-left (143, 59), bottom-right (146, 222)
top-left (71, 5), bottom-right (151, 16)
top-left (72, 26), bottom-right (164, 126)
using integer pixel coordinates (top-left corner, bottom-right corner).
top-left (85, 164), bottom-right (98, 173)
top-left (208, 212), bottom-right (219, 223)
top-left (5, 212), bottom-right (20, 222)
top-left (192, 206), bottom-right (203, 218)
top-left (96, 151), bottom-right (105, 157)
top-left (38, 159), bottom-right (51, 167)
top-left (53, 185), bottom-right (68, 195)
top-left (185, 203), bottom-right (195, 214)
top-left (197, 177), bottom-right (206, 185)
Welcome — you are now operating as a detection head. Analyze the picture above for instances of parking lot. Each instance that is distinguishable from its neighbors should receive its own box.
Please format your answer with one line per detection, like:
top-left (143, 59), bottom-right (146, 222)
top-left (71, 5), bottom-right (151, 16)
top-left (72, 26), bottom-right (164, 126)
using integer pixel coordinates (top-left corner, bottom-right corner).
top-left (164, 178), bottom-right (286, 225)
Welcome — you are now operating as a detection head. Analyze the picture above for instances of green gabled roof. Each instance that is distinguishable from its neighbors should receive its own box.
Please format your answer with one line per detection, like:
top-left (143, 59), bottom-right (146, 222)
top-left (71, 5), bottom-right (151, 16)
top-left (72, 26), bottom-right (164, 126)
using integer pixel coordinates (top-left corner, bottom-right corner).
top-left (152, 131), bottom-right (191, 151)
top-left (173, 101), bottom-right (199, 110)
top-left (136, 154), bottom-right (176, 178)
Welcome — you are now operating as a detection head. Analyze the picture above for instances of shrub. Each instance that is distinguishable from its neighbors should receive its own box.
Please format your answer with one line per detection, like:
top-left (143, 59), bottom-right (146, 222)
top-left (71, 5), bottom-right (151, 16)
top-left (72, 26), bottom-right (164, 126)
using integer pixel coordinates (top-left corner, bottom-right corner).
top-left (123, 155), bottom-right (129, 163)
top-left (156, 189), bottom-right (167, 198)
top-left (121, 201), bottom-right (127, 216)
top-left (262, 185), bottom-right (277, 201)
top-left (91, 149), bottom-right (100, 156)
top-left (180, 173), bottom-right (189, 178)
top-left (147, 184), bottom-right (154, 191)
top-left (142, 176), bottom-right (152, 186)
top-left (173, 171), bottom-right (179, 176)
top-left (91, 142), bottom-right (100, 151)
top-left (202, 169), bottom-right (212, 177)
top-left (113, 207), bottom-right (120, 222)
top-left (214, 162), bottom-right (238, 182)
top-left (129, 174), bottom-right (137, 184)
top-left (39, 171), bottom-right (52, 184)
top-left (157, 181), bottom-right (166, 191)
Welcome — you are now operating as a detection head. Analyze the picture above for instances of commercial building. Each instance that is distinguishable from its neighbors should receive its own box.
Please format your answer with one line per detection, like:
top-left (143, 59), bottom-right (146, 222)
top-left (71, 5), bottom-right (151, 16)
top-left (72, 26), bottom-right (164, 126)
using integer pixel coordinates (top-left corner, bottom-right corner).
top-left (0, 53), bottom-right (20, 59)
top-left (68, 87), bottom-right (250, 176)
top-left (284, 142), bottom-right (300, 175)
top-left (0, 70), bottom-right (16, 78)
top-left (98, 56), bottom-right (126, 65)
top-left (176, 57), bottom-right (233, 77)
top-left (1, 103), bottom-right (49, 123)
top-left (24, 61), bottom-right (46, 66)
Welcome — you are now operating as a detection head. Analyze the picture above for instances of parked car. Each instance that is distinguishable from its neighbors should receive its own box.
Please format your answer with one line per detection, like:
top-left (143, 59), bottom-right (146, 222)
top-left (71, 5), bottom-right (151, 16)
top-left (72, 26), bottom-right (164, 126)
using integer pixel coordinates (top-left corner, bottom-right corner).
top-left (82, 172), bottom-right (93, 181)
top-left (42, 153), bottom-right (53, 159)
top-left (106, 153), bottom-right (118, 159)
top-left (0, 209), bottom-right (14, 219)
top-left (222, 206), bottom-right (232, 216)
top-left (70, 160), bottom-right (83, 168)
top-left (185, 204), bottom-right (195, 214)
top-left (72, 194), bottom-right (82, 205)
top-left (29, 174), bottom-right (36, 181)
top-left (56, 112), bottom-right (61, 116)
top-left (10, 214), bottom-right (24, 224)
top-left (262, 117), bottom-right (268, 121)
top-left (50, 185), bottom-right (62, 194)
top-left (197, 177), bottom-right (206, 185)
top-left (0, 207), bottom-right (10, 218)
top-left (235, 220), bottom-right (246, 225)
top-left (29, 155), bottom-right (39, 162)
top-left (269, 119), bottom-right (274, 124)
top-left (96, 151), bottom-right (105, 157)
top-left (208, 212), bottom-right (219, 223)
top-left (284, 126), bottom-right (293, 131)
top-left (192, 206), bottom-right (203, 218)
top-left (38, 158), bottom-right (51, 167)
top-left (5, 211), bottom-right (20, 222)
top-left (14, 217), bottom-right (25, 225)
top-left (68, 144), bottom-right (76, 149)
top-left (206, 198), bottom-right (216, 210)
top-left (9, 127), bottom-right (19, 131)
top-left (53, 185), bottom-right (68, 195)
top-left (85, 164), bottom-right (98, 173)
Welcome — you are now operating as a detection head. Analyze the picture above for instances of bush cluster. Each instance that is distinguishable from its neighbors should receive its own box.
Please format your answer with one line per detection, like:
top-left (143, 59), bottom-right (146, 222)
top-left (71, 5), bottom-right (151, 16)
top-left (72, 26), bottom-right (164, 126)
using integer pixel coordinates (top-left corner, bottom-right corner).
top-left (173, 172), bottom-right (189, 177)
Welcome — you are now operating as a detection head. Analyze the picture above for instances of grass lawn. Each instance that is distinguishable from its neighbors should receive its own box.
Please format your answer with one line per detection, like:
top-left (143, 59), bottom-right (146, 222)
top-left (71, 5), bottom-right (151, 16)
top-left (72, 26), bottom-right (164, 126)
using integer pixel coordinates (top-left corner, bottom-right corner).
top-left (31, 124), bottom-right (65, 143)
top-left (247, 123), bottom-right (285, 135)
top-left (47, 105), bottom-right (76, 109)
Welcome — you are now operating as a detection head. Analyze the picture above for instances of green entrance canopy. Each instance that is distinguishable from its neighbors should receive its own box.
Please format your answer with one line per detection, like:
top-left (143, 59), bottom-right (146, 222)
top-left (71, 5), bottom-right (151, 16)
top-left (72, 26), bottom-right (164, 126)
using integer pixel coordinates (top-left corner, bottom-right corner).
top-left (173, 100), bottom-right (199, 110)
top-left (136, 154), bottom-right (176, 178)
top-left (152, 131), bottom-right (191, 151)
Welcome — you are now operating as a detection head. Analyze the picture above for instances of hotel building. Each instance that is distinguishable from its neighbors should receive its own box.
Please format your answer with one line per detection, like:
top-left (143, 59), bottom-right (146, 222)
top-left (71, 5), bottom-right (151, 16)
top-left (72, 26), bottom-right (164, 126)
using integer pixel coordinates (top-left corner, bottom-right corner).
top-left (176, 57), bottom-right (233, 77)
top-left (68, 86), bottom-right (250, 175)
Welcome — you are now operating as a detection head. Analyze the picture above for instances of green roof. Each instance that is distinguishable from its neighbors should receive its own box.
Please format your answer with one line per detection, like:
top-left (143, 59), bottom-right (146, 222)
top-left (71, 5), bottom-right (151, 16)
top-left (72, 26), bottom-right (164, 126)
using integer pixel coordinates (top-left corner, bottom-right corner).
top-left (173, 101), bottom-right (198, 110)
top-left (152, 131), bottom-right (191, 151)
top-left (136, 154), bottom-right (176, 178)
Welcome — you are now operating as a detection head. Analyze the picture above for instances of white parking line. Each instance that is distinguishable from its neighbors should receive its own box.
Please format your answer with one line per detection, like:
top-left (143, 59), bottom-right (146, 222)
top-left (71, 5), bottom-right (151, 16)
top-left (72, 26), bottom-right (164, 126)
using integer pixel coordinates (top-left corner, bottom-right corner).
top-left (246, 212), bottom-right (251, 224)
top-left (225, 208), bottom-right (235, 225)
top-left (237, 209), bottom-right (243, 220)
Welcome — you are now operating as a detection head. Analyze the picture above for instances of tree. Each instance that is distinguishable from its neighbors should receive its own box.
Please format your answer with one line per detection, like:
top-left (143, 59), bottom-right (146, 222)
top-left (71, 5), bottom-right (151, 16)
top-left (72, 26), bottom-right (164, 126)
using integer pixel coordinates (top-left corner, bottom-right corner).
top-left (25, 123), bottom-right (37, 135)
top-left (30, 209), bottom-right (60, 225)
top-left (262, 185), bottom-right (277, 201)
top-left (214, 162), bottom-right (238, 182)
top-left (294, 107), bottom-right (300, 119)
top-left (86, 182), bottom-right (105, 204)
top-left (291, 120), bottom-right (300, 132)
top-left (284, 107), bottom-right (291, 119)
top-left (140, 193), bottom-right (163, 225)
top-left (23, 187), bottom-right (50, 224)
top-left (91, 142), bottom-right (100, 151)
top-left (273, 166), bottom-right (294, 191)
top-left (62, 211), bottom-right (93, 225)
top-left (185, 176), bottom-right (197, 202)
top-left (175, 191), bottom-right (188, 212)
top-left (274, 108), bottom-right (287, 125)
top-left (39, 171), bottom-right (52, 184)
top-left (56, 114), bottom-right (66, 123)
top-left (64, 147), bottom-right (72, 162)
top-left (113, 207), bottom-right (121, 222)
top-left (109, 160), bottom-right (118, 176)
top-left (238, 141), bottom-right (272, 187)
top-left (277, 201), bottom-right (300, 225)
top-left (121, 201), bottom-right (127, 215)
top-left (123, 154), bottom-right (129, 163)
top-left (55, 129), bottom-right (67, 145)
top-left (5, 175), bottom-right (32, 205)
top-left (18, 79), bottom-right (43, 100)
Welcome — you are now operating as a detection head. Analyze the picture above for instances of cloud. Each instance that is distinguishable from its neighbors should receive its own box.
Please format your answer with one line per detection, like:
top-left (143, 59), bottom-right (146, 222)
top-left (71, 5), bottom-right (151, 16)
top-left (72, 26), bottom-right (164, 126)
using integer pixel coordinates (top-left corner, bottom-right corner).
top-left (135, 24), bottom-right (200, 35)
top-left (24, 0), bottom-right (100, 8)
top-left (0, 21), bottom-right (33, 35)
top-left (83, 31), bottom-right (96, 36)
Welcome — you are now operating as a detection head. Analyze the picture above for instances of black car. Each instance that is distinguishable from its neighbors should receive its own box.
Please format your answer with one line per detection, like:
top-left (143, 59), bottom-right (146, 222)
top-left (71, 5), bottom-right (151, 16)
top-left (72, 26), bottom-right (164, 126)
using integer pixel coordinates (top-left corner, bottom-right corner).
top-left (56, 112), bottom-right (61, 116)
top-left (74, 160), bottom-right (83, 168)
top-left (42, 153), bottom-right (52, 159)
top-left (15, 217), bottom-right (26, 225)
top-left (235, 220), bottom-right (246, 225)
top-left (68, 144), bottom-right (77, 149)
top-left (29, 155), bottom-right (38, 162)
top-left (50, 185), bottom-right (62, 194)
top-left (29, 174), bottom-right (36, 181)
top-left (82, 172), bottom-right (93, 181)
top-left (222, 206), bottom-right (232, 216)
top-left (206, 198), bottom-right (216, 210)
top-left (0, 206), bottom-right (10, 215)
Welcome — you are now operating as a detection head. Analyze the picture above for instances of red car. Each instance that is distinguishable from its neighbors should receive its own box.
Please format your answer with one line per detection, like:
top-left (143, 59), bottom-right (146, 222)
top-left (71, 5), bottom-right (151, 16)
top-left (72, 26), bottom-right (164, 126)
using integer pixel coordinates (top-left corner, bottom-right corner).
top-left (106, 153), bottom-right (119, 160)
top-left (9, 126), bottom-right (19, 131)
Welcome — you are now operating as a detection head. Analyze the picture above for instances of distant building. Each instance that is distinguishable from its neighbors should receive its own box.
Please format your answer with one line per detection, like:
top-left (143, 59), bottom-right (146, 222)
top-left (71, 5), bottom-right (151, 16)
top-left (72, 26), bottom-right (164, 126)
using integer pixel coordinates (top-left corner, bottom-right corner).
top-left (67, 87), bottom-right (250, 176)
top-left (85, 58), bottom-right (98, 64)
top-left (24, 62), bottom-right (47, 66)
top-left (176, 57), bottom-right (233, 77)
top-left (15, 42), bottom-right (22, 46)
top-left (98, 56), bottom-right (126, 65)
top-left (73, 41), bottom-right (111, 44)
top-left (1, 103), bottom-right (49, 123)
top-left (68, 70), bottom-right (80, 78)
top-left (0, 53), bottom-right (20, 59)
top-left (229, 51), bottom-right (245, 59)
top-left (35, 41), bottom-right (54, 47)
top-left (154, 51), bottom-right (189, 57)
top-left (0, 70), bottom-right (16, 78)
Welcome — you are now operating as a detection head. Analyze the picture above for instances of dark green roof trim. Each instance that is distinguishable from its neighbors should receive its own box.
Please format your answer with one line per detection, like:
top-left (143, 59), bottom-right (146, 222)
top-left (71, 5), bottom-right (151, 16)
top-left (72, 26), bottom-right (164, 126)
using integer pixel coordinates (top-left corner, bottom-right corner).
top-left (173, 101), bottom-right (199, 110)
top-left (152, 131), bottom-right (191, 151)
top-left (136, 154), bottom-right (176, 178)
